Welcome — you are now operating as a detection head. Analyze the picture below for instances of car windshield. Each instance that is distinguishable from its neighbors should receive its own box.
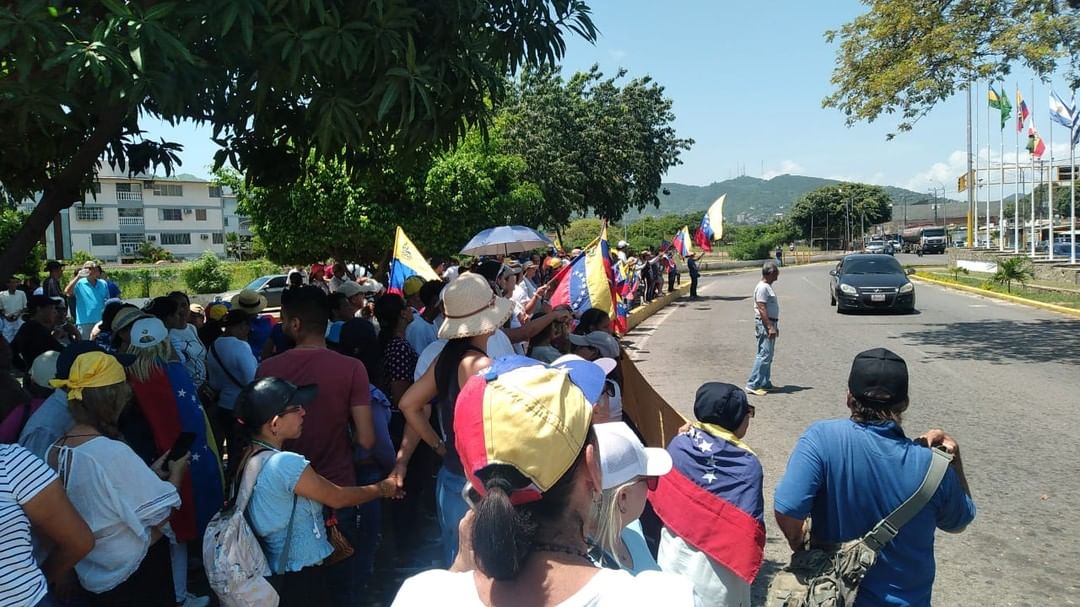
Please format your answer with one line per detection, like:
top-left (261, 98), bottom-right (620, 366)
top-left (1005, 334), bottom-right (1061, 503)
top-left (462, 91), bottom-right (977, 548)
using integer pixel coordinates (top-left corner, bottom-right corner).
top-left (244, 276), bottom-right (273, 290)
top-left (923, 228), bottom-right (946, 238)
top-left (843, 258), bottom-right (903, 274)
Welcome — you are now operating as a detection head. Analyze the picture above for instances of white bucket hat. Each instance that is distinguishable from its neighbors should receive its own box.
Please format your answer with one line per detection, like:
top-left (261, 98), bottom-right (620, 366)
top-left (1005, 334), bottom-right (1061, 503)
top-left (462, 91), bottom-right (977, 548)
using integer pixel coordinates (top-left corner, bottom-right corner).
top-left (438, 273), bottom-right (513, 340)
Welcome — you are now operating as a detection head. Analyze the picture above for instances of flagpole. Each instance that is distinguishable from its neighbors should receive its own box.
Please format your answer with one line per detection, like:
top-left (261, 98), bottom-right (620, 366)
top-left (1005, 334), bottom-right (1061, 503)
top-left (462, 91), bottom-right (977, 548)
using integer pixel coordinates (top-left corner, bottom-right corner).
top-left (1014, 83), bottom-right (1020, 253)
top-left (966, 82), bottom-right (975, 248)
top-left (1072, 136), bottom-right (1077, 264)
top-left (986, 82), bottom-right (992, 248)
top-left (999, 85), bottom-right (1006, 252)
top-left (974, 82), bottom-right (981, 246)
top-left (1048, 90), bottom-right (1055, 261)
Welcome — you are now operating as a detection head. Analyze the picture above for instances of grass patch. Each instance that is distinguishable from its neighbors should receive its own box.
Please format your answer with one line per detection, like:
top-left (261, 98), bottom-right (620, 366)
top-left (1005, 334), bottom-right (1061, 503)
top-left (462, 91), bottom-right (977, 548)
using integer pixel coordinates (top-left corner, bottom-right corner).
top-left (106, 259), bottom-right (281, 298)
top-left (919, 271), bottom-right (1080, 310)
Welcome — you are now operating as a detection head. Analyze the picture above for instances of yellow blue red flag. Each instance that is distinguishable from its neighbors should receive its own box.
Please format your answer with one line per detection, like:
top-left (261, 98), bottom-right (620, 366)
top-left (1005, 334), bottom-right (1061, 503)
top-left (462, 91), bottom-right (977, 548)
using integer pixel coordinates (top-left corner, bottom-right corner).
top-left (388, 226), bottom-right (439, 295)
top-left (548, 225), bottom-right (626, 334)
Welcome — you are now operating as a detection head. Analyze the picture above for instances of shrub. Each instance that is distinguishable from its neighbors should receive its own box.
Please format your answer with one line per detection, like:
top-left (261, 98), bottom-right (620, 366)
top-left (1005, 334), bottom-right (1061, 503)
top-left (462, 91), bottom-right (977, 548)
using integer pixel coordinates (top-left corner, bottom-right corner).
top-left (184, 251), bottom-right (231, 294)
top-left (990, 256), bottom-right (1033, 293)
top-left (68, 250), bottom-right (95, 265)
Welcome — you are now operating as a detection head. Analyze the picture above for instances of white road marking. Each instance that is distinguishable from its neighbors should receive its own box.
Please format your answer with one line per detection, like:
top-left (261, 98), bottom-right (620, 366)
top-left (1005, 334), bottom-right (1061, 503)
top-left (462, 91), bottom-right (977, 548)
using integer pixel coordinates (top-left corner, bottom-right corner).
top-left (629, 276), bottom-right (720, 351)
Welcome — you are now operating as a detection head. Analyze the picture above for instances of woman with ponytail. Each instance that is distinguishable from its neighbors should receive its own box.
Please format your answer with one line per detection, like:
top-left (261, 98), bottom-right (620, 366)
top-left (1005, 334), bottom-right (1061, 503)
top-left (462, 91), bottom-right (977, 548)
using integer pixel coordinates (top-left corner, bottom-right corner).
top-left (393, 360), bottom-right (700, 606)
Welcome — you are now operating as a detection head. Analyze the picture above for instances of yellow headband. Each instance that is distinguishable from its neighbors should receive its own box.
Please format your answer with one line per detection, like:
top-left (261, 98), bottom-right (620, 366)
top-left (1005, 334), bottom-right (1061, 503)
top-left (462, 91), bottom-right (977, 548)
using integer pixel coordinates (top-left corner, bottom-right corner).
top-left (49, 351), bottom-right (126, 400)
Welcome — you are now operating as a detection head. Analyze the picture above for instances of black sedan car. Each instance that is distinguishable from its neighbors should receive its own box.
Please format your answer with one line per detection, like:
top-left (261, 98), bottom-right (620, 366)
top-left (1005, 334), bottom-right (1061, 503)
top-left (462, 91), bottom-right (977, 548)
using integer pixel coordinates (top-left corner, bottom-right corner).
top-left (829, 254), bottom-right (916, 313)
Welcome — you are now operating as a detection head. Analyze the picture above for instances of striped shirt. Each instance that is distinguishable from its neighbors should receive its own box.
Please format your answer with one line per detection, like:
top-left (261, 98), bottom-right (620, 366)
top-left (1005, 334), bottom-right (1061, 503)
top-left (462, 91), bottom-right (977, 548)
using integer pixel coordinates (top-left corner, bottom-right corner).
top-left (0, 443), bottom-right (57, 607)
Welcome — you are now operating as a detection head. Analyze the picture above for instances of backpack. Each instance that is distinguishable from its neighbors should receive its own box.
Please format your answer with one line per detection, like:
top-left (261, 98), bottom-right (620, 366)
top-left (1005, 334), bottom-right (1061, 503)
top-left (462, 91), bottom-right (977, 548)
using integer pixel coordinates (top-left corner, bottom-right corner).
top-left (766, 448), bottom-right (952, 607)
top-left (203, 449), bottom-right (279, 607)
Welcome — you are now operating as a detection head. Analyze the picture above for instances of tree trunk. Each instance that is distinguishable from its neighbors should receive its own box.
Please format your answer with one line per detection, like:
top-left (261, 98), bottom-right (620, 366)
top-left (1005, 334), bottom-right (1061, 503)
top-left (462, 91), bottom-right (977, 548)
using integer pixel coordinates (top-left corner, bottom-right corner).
top-left (0, 107), bottom-right (128, 278)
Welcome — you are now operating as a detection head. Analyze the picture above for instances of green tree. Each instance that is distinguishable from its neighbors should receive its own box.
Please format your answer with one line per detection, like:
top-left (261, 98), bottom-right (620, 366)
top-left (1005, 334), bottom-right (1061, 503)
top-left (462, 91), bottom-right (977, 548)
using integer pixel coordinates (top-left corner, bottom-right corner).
top-left (183, 251), bottom-right (230, 294)
top-left (824, 0), bottom-right (1080, 136)
top-left (500, 66), bottom-right (693, 228)
top-left (788, 183), bottom-right (894, 246)
top-left (0, 209), bottom-right (44, 278)
top-left (991, 255), bottom-right (1034, 292)
top-left (620, 212), bottom-right (702, 252)
top-left (0, 0), bottom-right (597, 278)
top-left (561, 218), bottom-right (606, 249)
top-left (727, 221), bottom-right (799, 261)
top-left (1031, 183), bottom-right (1073, 218)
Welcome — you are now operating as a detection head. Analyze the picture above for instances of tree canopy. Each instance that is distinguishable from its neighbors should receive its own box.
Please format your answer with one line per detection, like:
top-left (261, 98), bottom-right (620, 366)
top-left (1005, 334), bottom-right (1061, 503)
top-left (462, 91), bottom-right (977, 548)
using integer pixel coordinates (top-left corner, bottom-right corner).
top-left (787, 183), bottom-right (894, 244)
top-left (500, 66), bottom-right (694, 225)
top-left (825, 0), bottom-right (1080, 136)
top-left (0, 0), bottom-right (597, 276)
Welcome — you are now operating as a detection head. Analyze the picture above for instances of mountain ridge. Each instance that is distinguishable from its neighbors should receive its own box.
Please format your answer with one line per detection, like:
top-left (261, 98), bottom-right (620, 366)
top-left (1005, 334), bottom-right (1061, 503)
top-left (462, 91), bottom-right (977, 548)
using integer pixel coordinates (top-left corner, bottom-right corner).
top-left (627, 174), bottom-right (958, 223)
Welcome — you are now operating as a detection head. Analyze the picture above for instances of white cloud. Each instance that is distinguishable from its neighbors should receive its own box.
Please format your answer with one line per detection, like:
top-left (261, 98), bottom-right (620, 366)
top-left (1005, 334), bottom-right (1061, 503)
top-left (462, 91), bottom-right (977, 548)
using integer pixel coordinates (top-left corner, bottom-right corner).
top-left (904, 150), bottom-right (968, 193)
top-left (826, 172), bottom-right (887, 185)
top-left (762, 160), bottom-right (806, 180)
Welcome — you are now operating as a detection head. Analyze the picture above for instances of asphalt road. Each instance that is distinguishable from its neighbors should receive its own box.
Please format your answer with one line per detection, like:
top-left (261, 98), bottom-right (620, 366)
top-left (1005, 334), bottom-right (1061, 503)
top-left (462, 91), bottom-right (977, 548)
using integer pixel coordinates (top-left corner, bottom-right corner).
top-left (626, 254), bottom-right (1080, 606)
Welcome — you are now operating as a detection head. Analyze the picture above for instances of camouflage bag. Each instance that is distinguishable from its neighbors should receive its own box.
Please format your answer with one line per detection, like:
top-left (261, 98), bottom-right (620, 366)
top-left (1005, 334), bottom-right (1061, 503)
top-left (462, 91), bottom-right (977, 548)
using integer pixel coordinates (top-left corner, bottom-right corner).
top-left (767, 448), bottom-right (952, 607)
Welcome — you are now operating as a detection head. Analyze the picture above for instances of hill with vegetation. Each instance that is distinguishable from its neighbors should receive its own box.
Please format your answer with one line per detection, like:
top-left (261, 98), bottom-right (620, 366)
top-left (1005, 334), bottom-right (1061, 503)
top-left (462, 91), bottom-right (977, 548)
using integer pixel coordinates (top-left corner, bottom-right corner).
top-left (622, 174), bottom-right (945, 223)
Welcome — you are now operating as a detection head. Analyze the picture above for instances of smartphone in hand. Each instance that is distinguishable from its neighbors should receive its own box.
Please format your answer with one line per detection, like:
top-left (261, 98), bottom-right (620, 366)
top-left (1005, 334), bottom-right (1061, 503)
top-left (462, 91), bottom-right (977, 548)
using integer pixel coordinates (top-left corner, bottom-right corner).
top-left (166, 432), bottom-right (196, 463)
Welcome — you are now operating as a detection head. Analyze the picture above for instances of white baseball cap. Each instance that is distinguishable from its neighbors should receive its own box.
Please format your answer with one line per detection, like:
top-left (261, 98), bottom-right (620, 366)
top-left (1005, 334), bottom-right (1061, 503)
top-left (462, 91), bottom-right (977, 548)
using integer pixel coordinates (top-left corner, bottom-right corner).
top-left (594, 422), bottom-right (672, 490)
top-left (30, 351), bottom-right (60, 389)
top-left (129, 317), bottom-right (168, 349)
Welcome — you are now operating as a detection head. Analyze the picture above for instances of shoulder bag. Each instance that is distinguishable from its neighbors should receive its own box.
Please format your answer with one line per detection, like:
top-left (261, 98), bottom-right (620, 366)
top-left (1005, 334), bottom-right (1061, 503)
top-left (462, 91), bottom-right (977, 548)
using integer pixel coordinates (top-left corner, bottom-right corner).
top-left (766, 447), bottom-right (953, 607)
top-left (199, 340), bottom-right (246, 407)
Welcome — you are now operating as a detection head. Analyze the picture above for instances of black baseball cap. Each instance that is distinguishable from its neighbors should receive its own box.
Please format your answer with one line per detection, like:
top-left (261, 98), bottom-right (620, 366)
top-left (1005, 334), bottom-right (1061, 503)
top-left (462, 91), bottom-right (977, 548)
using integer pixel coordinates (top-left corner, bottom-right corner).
top-left (55, 342), bottom-right (135, 380)
top-left (693, 382), bottom-right (749, 430)
top-left (848, 348), bottom-right (909, 408)
top-left (27, 295), bottom-right (57, 313)
top-left (44, 260), bottom-right (62, 271)
top-left (234, 377), bottom-right (318, 430)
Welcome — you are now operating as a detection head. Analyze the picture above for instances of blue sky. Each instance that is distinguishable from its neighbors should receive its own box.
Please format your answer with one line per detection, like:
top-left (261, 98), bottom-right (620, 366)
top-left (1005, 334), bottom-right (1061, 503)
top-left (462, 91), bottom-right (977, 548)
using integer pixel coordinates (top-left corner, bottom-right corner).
top-left (143, 0), bottom-right (1076, 199)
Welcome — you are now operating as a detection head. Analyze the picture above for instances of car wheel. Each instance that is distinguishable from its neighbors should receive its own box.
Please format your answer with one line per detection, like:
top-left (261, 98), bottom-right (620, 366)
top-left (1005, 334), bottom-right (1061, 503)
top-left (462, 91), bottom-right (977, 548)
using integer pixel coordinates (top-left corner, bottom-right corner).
top-left (836, 303), bottom-right (844, 314)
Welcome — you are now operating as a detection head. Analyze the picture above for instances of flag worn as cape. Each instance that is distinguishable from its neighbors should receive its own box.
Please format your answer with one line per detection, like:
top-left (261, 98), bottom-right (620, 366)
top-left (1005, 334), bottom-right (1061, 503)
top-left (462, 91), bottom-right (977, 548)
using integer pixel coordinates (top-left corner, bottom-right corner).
top-left (649, 424), bottom-right (765, 583)
top-left (388, 226), bottom-right (439, 295)
top-left (548, 225), bottom-right (626, 334)
top-left (128, 362), bottom-right (224, 541)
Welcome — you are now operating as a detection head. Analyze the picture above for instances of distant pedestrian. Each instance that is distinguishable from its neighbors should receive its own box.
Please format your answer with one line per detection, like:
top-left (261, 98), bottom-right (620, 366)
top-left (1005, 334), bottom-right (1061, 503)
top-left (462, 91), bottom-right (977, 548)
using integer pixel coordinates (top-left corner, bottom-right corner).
top-left (685, 252), bottom-right (702, 298)
top-left (1, 275), bottom-right (28, 342)
top-left (775, 246), bottom-right (783, 267)
top-left (745, 262), bottom-right (779, 396)
top-left (42, 260), bottom-right (65, 299)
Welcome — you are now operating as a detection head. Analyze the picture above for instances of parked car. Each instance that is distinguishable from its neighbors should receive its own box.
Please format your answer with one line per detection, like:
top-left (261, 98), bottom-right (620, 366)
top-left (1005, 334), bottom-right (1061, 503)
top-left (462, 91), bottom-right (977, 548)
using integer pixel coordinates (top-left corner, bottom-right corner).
top-left (218, 274), bottom-right (288, 309)
top-left (829, 254), bottom-right (916, 313)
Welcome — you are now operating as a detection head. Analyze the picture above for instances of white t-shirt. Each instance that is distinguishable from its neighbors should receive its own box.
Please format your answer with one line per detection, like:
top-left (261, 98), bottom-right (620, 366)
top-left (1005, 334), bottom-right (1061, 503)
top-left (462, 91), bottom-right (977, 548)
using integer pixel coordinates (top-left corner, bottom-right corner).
top-left (0, 444), bottom-right (56, 607)
top-left (171, 325), bottom-right (207, 386)
top-left (51, 437), bottom-right (180, 593)
top-left (0, 289), bottom-right (27, 316)
top-left (393, 567), bottom-right (700, 606)
top-left (753, 280), bottom-right (779, 320)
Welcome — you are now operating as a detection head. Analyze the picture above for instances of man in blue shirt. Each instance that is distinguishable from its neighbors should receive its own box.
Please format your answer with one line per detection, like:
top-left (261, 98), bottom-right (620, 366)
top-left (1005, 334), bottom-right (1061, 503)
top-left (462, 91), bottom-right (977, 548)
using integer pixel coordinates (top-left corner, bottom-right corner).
top-left (64, 261), bottom-right (109, 339)
top-left (774, 348), bottom-right (975, 607)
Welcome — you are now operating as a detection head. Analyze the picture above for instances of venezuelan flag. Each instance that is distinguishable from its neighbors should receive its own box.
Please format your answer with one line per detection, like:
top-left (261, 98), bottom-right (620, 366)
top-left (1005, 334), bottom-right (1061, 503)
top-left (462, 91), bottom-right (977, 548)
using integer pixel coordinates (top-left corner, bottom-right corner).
top-left (388, 226), bottom-right (440, 295)
top-left (129, 362), bottom-right (225, 540)
top-left (651, 424), bottom-right (765, 583)
top-left (671, 226), bottom-right (692, 257)
top-left (548, 226), bottom-right (626, 334)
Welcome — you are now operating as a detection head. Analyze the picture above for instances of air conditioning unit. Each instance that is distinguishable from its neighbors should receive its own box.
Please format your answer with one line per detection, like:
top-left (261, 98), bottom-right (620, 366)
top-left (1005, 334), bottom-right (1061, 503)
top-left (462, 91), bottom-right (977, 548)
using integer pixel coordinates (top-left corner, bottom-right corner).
top-left (200, 233), bottom-right (210, 240)
top-left (183, 208), bottom-right (193, 215)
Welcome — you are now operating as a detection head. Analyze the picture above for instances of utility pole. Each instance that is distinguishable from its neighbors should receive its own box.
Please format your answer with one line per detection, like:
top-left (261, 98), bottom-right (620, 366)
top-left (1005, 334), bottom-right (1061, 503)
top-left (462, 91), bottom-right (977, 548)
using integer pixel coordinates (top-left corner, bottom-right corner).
top-left (966, 81), bottom-right (975, 248)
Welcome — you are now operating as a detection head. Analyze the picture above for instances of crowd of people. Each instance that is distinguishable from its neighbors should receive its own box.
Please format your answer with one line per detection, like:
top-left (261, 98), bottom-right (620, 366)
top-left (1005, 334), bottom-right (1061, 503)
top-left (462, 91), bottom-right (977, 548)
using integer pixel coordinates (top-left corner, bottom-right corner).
top-left (0, 253), bottom-right (975, 607)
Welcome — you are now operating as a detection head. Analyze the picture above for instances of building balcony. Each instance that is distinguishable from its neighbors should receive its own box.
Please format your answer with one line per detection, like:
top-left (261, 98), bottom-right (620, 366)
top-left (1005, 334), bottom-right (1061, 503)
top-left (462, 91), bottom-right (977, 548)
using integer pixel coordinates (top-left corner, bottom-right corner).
top-left (120, 244), bottom-right (140, 255)
top-left (118, 216), bottom-right (144, 226)
top-left (116, 191), bottom-right (143, 202)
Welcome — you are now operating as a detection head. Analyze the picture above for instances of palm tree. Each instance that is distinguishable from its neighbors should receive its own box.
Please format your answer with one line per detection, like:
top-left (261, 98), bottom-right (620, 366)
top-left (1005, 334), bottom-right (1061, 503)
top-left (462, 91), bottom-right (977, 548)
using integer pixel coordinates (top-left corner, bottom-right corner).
top-left (991, 256), bottom-right (1033, 293)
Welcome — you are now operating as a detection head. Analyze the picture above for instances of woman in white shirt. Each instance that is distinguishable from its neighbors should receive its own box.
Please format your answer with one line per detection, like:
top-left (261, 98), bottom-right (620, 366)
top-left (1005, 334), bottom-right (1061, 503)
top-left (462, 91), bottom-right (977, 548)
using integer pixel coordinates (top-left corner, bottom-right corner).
top-left (47, 350), bottom-right (187, 607)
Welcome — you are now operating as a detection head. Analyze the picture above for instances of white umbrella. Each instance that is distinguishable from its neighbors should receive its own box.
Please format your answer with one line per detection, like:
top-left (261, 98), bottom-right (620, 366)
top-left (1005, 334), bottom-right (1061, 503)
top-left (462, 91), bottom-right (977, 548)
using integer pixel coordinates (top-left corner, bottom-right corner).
top-left (460, 225), bottom-right (553, 257)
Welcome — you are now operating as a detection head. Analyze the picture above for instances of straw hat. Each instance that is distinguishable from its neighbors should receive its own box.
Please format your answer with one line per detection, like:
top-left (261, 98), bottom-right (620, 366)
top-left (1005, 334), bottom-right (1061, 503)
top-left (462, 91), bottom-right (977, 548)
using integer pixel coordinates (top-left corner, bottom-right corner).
top-left (231, 289), bottom-right (267, 315)
top-left (438, 273), bottom-right (512, 339)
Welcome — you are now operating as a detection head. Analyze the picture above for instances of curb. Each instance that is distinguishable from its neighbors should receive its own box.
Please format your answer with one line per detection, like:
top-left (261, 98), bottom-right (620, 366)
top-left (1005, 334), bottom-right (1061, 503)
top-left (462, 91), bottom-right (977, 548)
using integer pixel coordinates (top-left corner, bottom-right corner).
top-left (627, 285), bottom-right (688, 331)
top-left (911, 273), bottom-right (1080, 319)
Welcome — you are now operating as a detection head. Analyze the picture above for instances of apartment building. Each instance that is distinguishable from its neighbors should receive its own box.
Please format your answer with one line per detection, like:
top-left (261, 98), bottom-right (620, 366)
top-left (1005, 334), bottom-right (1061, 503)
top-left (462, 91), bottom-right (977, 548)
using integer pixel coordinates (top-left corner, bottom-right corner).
top-left (31, 169), bottom-right (238, 262)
